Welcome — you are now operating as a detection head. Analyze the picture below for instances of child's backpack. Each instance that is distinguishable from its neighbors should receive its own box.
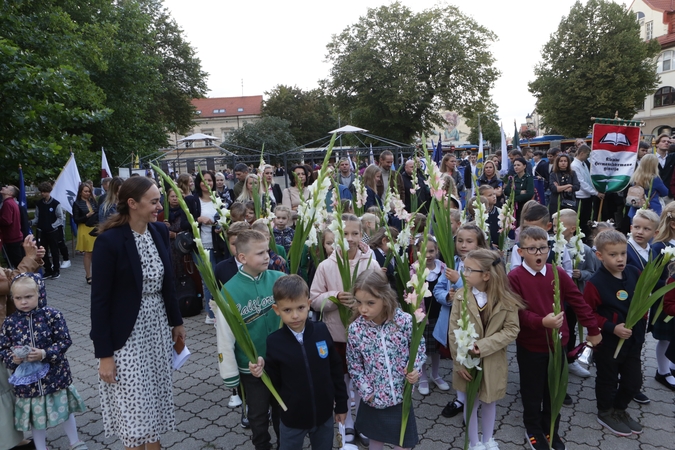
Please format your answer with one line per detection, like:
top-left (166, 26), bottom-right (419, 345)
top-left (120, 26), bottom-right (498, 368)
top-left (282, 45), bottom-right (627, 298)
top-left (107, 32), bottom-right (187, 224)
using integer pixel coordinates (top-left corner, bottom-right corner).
top-left (626, 185), bottom-right (647, 208)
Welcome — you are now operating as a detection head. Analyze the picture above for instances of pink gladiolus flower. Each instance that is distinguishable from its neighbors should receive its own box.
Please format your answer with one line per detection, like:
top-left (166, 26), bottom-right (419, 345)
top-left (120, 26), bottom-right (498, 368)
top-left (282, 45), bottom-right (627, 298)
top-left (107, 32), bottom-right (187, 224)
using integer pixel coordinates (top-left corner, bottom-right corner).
top-left (413, 308), bottom-right (426, 323)
top-left (405, 292), bottom-right (418, 305)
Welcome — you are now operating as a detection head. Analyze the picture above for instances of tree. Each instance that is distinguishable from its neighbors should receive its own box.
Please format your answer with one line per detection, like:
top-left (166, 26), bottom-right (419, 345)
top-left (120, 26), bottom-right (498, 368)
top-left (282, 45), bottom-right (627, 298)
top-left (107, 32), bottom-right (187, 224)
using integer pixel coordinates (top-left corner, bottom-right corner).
top-left (222, 117), bottom-right (298, 164)
top-left (325, 2), bottom-right (499, 144)
top-left (529, 0), bottom-right (660, 137)
top-left (263, 85), bottom-right (338, 144)
top-left (0, 0), bottom-right (207, 185)
top-left (464, 98), bottom-right (501, 147)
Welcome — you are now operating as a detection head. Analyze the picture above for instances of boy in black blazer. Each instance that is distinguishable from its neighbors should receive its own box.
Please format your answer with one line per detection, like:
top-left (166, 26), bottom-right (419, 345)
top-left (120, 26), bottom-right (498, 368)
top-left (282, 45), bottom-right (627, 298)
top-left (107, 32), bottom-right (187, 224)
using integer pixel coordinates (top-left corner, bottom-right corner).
top-left (248, 275), bottom-right (348, 450)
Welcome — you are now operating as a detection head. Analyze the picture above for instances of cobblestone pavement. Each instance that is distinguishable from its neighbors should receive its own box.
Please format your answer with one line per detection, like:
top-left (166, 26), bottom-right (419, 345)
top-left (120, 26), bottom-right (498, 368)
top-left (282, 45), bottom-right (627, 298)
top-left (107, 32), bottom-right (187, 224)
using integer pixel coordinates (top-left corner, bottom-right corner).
top-left (37, 252), bottom-right (675, 449)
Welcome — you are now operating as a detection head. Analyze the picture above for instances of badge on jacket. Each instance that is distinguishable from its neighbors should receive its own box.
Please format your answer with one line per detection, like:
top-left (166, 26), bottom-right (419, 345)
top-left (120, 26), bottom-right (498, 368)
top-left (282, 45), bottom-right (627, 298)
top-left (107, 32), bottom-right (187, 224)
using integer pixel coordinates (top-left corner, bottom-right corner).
top-left (316, 341), bottom-right (328, 358)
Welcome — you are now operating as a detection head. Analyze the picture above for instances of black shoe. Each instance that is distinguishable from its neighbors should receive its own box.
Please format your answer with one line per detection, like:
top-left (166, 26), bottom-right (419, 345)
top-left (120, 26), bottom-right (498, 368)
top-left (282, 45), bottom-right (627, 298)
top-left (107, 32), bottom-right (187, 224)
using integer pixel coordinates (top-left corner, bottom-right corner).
top-left (240, 406), bottom-right (249, 429)
top-left (43, 271), bottom-right (54, 279)
top-left (655, 371), bottom-right (675, 391)
top-left (563, 393), bottom-right (573, 406)
top-left (526, 431), bottom-right (549, 450)
top-left (633, 391), bottom-right (650, 404)
top-left (50, 272), bottom-right (60, 279)
top-left (546, 434), bottom-right (566, 450)
top-left (10, 439), bottom-right (36, 450)
top-left (441, 399), bottom-right (464, 418)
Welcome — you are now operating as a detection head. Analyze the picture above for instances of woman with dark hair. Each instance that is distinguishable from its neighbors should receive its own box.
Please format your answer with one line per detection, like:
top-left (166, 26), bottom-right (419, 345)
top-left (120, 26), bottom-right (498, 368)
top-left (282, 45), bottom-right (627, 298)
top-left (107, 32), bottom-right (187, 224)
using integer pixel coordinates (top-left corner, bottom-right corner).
top-left (184, 170), bottom-right (226, 324)
top-left (91, 177), bottom-right (185, 450)
top-left (503, 157), bottom-right (534, 224)
top-left (72, 183), bottom-right (98, 284)
top-left (282, 165), bottom-right (311, 211)
top-left (548, 153), bottom-right (580, 216)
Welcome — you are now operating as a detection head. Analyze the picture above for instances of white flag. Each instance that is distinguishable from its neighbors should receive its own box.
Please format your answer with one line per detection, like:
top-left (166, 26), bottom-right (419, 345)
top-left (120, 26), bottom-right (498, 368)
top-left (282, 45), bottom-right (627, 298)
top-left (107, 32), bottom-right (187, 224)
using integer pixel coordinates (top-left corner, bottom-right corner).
top-left (500, 124), bottom-right (508, 177)
top-left (101, 148), bottom-right (112, 179)
top-left (52, 154), bottom-right (81, 215)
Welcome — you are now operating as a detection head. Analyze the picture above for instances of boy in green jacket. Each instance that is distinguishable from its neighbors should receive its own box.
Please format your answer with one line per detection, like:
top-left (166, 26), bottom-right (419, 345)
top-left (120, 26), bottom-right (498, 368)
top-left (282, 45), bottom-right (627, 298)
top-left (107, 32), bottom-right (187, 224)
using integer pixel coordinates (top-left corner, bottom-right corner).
top-left (215, 229), bottom-right (286, 450)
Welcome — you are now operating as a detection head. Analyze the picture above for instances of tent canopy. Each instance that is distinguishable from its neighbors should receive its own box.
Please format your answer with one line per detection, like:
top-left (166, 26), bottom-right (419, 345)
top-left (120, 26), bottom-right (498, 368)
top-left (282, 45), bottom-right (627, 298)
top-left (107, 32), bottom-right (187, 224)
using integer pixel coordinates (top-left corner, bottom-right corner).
top-left (178, 133), bottom-right (220, 142)
top-left (329, 125), bottom-right (368, 134)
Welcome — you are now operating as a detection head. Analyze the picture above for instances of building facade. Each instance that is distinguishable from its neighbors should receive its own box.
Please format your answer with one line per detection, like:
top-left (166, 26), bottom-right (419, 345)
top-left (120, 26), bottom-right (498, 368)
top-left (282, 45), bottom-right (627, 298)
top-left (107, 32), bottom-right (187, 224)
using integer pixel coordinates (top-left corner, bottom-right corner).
top-left (630, 0), bottom-right (675, 137)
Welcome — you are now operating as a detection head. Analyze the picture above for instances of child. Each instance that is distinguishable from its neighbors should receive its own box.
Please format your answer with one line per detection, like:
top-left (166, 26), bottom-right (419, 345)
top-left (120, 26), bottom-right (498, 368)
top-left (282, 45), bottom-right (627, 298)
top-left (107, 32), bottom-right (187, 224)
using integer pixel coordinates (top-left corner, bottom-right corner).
top-left (31, 181), bottom-right (71, 278)
top-left (347, 269), bottom-right (425, 450)
top-left (433, 223), bottom-right (488, 418)
top-left (626, 208), bottom-right (660, 270)
top-left (229, 202), bottom-right (246, 223)
top-left (650, 202), bottom-right (675, 391)
top-left (552, 209), bottom-right (600, 380)
top-left (360, 213), bottom-right (379, 244)
top-left (310, 214), bottom-right (379, 445)
top-left (273, 205), bottom-right (295, 254)
top-left (478, 185), bottom-right (500, 248)
top-left (448, 249), bottom-right (524, 450)
top-left (251, 220), bottom-right (287, 274)
top-left (215, 230), bottom-right (287, 449)
top-left (215, 221), bottom-right (251, 287)
top-left (244, 201), bottom-right (256, 224)
top-left (369, 226), bottom-right (398, 288)
top-left (508, 226), bottom-right (601, 450)
top-left (248, 275), bottom-right (348, 450)
top-left (584, 230), bottom-right (643, 436)
top-left (414, 237), bottom-right (449, 396)
top-left (321, 229), bottom-right (335, 258)
top-left (0, 273), bottom-right (88, 450)
top-left (510, 201), bottom-right (573, 277)
top-left (450, 209), bottom-right (462, 236)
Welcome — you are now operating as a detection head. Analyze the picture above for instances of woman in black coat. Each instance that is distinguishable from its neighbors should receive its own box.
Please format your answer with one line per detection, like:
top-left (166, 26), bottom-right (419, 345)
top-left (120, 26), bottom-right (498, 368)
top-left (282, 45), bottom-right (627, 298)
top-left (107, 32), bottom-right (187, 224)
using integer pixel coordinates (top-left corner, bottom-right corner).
top-left (548, 153), bottom-right (580, 216)
top-left (71, 183), bottom-right (98, 284)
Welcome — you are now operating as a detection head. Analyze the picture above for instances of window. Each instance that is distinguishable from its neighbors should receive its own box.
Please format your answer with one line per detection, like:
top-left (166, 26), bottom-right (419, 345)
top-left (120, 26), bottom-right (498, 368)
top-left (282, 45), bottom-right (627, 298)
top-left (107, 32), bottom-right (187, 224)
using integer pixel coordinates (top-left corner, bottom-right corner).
top-left (237, 107), bottom-right (244, 112)
top-left (212, 108), bottom-right (225, 114)
top-left (636, 11), bottom-right (645, 27)
top-left (658, 51), bottom-right (675, 73)
top-left (654, 86), bottom-right (675, 108)
top-left (195, 110), bottom-right (201, 115)
top-left (646, 21), bottom-right (653, 40)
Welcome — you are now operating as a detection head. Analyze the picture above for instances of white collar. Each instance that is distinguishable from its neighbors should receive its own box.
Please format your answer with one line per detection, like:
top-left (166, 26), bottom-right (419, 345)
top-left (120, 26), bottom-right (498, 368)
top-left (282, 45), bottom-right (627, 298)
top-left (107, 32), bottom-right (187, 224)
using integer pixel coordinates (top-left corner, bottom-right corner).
top-left (471, 287), bottom-right (488, 308)
top-left (522, 260), bottom-right (547, 277)
top-left (628, 237), bottom-right (650, 259)
top-left (288, 325), bottom-right (305, 343)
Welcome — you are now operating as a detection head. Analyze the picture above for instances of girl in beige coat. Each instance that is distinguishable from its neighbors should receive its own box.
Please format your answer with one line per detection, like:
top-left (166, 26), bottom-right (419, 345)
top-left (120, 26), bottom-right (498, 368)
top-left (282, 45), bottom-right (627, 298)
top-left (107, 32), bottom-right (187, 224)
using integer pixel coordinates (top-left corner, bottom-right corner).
top-left (448, 249), bottom-right (524, 450)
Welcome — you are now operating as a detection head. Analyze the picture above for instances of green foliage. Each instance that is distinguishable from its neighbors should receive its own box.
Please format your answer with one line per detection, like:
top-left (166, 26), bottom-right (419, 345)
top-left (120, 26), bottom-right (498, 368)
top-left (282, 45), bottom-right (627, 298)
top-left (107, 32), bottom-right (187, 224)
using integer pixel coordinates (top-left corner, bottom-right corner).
top-left (465, 103), bottom-right (501, 147)
top-left (0, 0), bottom-right (207, 185)
top-left (223, 116), bottom-right (298, 163)
top-left (325, 2), bottom-right (499, 144)
top-left (263, 85), bottom-right (338, 144)
top-left (529, 0), bottom-right (660, 137)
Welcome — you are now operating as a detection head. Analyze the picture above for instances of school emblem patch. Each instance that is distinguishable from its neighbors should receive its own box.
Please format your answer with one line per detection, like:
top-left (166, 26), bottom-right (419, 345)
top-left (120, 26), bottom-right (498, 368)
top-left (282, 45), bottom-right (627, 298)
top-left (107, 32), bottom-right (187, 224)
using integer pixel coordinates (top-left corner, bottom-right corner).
top-left (316, 341), bottom-right (328, 359)
top-left (616, 290), bottom-right (628, 301)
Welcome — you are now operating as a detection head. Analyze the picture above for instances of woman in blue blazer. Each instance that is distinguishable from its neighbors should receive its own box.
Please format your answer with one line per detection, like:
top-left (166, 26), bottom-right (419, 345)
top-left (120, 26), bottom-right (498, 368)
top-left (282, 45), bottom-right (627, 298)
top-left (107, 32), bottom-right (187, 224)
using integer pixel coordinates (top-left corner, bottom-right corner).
top-left (91, 177), bottom-right (185, 449)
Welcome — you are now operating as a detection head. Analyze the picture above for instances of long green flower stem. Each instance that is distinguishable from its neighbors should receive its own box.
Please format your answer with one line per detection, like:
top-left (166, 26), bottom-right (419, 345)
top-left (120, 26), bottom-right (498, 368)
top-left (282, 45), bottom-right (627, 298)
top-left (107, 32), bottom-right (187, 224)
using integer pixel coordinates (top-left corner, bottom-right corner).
top-left (151, 163), bottom-right (287, 411)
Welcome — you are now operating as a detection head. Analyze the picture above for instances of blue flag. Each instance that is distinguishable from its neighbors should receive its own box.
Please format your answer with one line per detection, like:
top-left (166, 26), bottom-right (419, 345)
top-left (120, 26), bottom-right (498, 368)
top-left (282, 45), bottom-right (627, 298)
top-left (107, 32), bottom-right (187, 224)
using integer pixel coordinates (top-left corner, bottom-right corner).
top-left (18, 166), bottom-right (32, 235)
top-left (432, 134), bottom-right (443, 166)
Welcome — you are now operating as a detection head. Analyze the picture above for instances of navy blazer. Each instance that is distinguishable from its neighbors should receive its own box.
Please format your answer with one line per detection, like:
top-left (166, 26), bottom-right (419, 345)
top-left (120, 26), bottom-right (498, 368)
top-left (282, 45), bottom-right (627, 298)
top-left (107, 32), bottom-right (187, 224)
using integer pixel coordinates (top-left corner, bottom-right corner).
top-left (90, 222), bottom-right (183, 358)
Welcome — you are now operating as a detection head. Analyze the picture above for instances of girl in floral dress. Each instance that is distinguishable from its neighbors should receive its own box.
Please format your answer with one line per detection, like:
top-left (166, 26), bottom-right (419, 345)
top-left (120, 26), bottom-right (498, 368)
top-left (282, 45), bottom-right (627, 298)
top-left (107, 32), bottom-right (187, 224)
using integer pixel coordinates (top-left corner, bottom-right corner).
top-left (347, 269), bottom-right (425, 450)
top-left (0, 273), bottom-right (88, 450)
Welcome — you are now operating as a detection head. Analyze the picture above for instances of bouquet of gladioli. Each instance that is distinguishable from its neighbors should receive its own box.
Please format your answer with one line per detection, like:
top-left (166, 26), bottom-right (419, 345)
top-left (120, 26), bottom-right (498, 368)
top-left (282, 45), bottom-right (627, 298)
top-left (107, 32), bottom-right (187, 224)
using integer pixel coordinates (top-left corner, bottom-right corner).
top-left (398, 229), bottom-right (429, 446)
top-left (422, 136), bottom-right (455, 270)
top-left (472, 195), bottom-right (489, 243)
top-left (151, 164), bottom-right (286, 410)
top-left (352, 176), bottom-right (367, 217)
top-left (454, 274), bottom-right (483, 450)
top-left (497, 178), bottom-right (516, 253)
top-left (615, 246), bottom-right (675, 357)
top-left (546, 197), bottom-right (568, 447)
top-left (196, 170), bottom-right (230, 238)
top-left (288, 135), bottom-right (335, 274)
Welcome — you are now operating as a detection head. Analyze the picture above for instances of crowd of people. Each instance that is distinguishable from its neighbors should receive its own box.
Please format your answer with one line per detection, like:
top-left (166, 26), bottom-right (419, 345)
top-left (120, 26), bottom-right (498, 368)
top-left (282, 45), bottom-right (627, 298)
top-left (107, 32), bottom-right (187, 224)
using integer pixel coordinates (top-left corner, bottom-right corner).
top-left (1, 137), bottom-right (675, 450)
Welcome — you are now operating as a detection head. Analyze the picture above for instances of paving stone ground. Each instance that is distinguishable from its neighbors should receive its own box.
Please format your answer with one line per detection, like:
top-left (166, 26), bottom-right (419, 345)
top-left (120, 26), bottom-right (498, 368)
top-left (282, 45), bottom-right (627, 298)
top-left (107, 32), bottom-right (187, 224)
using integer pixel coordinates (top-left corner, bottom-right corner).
top-left (35, 252), bottom-right (675, 449)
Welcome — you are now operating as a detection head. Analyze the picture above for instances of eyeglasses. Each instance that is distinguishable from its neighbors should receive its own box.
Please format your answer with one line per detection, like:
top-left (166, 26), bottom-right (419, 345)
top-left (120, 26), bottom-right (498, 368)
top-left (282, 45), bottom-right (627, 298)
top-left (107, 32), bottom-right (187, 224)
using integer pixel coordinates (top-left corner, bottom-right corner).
top-left (521, 245), bottom-right (551, 255)
top-left (462, 267), bottom-right (485, 275)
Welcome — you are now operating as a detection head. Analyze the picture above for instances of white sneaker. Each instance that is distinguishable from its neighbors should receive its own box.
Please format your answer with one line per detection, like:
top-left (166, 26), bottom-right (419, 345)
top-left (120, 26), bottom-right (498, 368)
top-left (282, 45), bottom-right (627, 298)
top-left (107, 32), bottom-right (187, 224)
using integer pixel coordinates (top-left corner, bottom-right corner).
top-left (205, 316), bottom-right (216, 324)
top-left (228, 394), bottom-right (242, 408)
top-left (469, 443), bottom-right (487, 450)
top-left (483, 438), bottom-right (500, 450)
top-left (61, 260), bottom-right (71, 269)
top-left (568, 361), bottom-right (591, 378)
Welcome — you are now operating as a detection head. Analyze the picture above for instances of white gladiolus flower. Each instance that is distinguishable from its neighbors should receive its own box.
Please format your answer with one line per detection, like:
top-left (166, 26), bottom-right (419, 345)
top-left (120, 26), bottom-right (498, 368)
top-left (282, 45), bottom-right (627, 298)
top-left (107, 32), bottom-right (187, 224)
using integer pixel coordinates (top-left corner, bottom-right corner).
top-left (305, 226), bottom-right (318, 247)
top-left (662, 246), bottom-right (675, 261)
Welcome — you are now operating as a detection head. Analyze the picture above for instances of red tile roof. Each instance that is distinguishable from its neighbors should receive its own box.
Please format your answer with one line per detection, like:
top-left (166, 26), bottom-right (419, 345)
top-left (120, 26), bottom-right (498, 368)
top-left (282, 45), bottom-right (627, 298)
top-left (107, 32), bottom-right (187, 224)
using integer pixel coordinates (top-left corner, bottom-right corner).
top-left (658, 32), bottom-right (675, 47)
top-left (641, 0), bottom-right (675, 12)
top-left (191, 96), bottom-right (263, 118)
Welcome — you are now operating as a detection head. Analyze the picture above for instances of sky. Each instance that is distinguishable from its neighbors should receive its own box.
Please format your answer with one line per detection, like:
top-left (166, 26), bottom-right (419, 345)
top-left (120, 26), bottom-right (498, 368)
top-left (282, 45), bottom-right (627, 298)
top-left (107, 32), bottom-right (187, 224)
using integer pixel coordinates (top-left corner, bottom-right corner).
top-left (163, 0), bottom-right (623, 130)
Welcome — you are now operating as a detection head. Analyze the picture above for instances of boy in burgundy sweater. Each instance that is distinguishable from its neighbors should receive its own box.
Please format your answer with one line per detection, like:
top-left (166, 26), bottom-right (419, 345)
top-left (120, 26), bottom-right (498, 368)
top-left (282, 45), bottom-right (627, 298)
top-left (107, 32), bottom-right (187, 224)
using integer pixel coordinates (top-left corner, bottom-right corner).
top-left (584, 230), bottom-right (645, 436)
top-left (508, 227), bottom-right (602, 450)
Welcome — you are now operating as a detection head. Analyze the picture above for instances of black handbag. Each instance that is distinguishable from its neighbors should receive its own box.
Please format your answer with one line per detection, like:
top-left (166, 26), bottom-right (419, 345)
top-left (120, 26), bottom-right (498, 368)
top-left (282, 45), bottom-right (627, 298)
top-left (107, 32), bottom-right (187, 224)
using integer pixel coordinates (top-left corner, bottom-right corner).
top-left (175, 275), bottom-right (202, 317)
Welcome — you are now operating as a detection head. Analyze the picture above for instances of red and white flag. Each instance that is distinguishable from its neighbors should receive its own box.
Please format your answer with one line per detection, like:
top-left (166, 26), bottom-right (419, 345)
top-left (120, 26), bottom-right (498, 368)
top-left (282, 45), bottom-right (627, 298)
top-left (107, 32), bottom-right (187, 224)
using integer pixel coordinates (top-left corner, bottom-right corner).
top-left (101, 148), bottom-right (112, 179)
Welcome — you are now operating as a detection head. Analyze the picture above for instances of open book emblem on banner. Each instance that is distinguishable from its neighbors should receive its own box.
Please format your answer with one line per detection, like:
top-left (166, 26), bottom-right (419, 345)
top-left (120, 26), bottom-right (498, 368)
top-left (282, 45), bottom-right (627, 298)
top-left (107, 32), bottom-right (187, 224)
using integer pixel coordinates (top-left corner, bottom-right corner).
top-left (599, 132), bottom-right (631, 146)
